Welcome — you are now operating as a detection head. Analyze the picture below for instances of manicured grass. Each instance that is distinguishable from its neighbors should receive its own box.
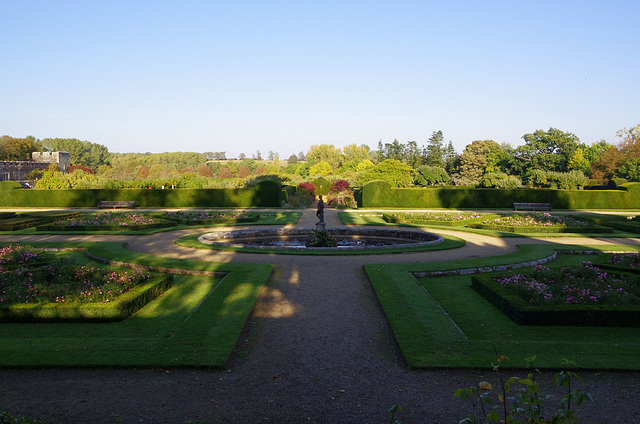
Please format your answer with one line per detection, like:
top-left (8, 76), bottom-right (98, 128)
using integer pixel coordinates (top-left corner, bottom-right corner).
top-left (0, 242), bottom-right (272, 367)
top-left (174, 232), bottom-right (466, 255)
top-left (365, 244), bottom-right (640, 370)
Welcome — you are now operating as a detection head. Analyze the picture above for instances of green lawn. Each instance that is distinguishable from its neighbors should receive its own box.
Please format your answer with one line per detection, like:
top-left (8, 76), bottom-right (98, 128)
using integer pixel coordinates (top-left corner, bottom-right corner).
top-left (174, 232), bottom-right (466, 255)
top-left (0, 242), bottom-right (272, 367)
top-left (365, 244), bottom-right (640, 370)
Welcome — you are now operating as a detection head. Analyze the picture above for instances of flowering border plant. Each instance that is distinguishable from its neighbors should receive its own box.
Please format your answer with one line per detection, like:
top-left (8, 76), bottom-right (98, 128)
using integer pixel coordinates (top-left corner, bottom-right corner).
top-left (482, 213), bottom-right (588, 228)
top-left (53, 213), bottom-right (159, 227)
top-left (0, 244), bottom-right (45, 266)
top-left (0, 246), bottom-right (152, 305)
top-left (608, 252), bottom-right (640, 269)
top-left (494, 262), bottom-right (640, 306)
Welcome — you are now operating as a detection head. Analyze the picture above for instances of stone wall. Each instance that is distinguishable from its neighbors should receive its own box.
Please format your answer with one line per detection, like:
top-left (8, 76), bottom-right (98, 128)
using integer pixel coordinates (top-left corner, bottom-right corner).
top-left (0, 161), bottom-right (49, 181)
top-left (32, 151), bottom-right (70, 172)
top-left (0, 151), bottom-right (71, 181)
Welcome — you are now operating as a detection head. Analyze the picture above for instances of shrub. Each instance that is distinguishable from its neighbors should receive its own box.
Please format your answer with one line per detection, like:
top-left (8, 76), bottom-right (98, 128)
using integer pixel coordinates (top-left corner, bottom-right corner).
top-left (526, 169), bottom-right (549, 188)
top-left (414, 165), bottom-right (449, 186)
top-left (480, 172), bottom-right (508, 188)
top-left (330, 179), bottom-right (350, 193)
top-left (298, 182), bottom-right (316, 195)
top-left (455, 356), bottom-right (592, 424)
top-left (495, 175), bottom-right (522, 189)
top-left (608, 177), bottom-right (628, 188)
top-left (358, 159), bottom-right (415, 188)
top-left (616, 158), bottom-right (640, 181)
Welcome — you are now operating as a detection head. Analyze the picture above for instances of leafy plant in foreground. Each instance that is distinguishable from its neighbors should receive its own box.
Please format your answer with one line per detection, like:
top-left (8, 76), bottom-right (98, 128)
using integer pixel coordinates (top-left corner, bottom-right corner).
top-left (454, 356), bottom-right (593, 423)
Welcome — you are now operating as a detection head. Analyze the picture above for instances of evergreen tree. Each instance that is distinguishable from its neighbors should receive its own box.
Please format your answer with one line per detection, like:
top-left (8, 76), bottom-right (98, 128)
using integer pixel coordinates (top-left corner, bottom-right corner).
top-left (423, 130), bottom-right (445, 167)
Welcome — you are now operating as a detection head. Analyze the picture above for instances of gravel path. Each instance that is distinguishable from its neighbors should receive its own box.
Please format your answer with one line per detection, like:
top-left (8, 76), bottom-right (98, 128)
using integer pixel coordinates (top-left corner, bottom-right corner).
top-left (1, 209), bottom-right (640, 423)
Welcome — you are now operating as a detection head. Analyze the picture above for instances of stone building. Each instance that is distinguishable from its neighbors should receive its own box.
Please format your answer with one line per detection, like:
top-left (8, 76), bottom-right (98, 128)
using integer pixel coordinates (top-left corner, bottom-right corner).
top-left (0, 151), bottom-right (71, 181)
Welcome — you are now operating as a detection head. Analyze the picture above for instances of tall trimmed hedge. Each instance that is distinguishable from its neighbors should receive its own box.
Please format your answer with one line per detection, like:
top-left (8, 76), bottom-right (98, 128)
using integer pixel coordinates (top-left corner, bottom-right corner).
top-left (312, 177), bottom-right (331, 195)
top-left (0, 180), bottom-right (282, 208)
top-left (362, 181), bottom-right (640, 209)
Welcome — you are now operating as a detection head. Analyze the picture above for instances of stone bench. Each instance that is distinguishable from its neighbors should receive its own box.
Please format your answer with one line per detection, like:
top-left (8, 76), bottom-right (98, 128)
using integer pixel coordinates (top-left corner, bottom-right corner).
top-left (97, 200), bottom-right (135, 209)
top-left (513, 202), bottom-right (552, 211)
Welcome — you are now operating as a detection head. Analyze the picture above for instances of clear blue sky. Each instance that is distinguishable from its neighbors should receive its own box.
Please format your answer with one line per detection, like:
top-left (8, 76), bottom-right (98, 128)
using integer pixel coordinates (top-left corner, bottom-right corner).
top-left (2, 0), bottom-right (639, 158)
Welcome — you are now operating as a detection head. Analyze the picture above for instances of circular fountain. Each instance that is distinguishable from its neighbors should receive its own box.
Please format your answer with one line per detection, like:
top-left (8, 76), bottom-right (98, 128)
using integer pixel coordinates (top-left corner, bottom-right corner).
top-left (197, 227), bottom-right (444, 252)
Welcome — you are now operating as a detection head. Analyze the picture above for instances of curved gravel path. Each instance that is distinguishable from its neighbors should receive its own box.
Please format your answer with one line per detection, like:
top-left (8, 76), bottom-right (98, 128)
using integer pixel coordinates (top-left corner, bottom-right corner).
top-left (1, 208), bottom-right (640, 423)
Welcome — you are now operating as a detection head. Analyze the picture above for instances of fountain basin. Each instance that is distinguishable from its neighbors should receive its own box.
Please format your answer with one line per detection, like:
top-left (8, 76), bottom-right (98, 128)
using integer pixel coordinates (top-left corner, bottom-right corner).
top-left (197, 227), bottom-right (444, 251)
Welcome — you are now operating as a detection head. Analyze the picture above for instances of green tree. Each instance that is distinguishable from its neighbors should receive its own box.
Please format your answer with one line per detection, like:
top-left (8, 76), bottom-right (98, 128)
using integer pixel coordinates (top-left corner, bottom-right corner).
top-left (307, 144), bottom-right (343, 169)
top-left (567, 147), bottom-right (591, 175)
top-left (515, 128), bottom-right (583, 174)
top-left (357, 159), bottom-right (414, 188)
top-left (485, 143), bottom-right (516, 175)
top-left (414, 165), bottom-right (449, 186)
top-left (443, 141), bottom-right (458, 173)
top-left (342, 143), bottom-right (370, 163)
top-left (0, 136), bottom-right (39, 160)
top-left (617, 158), bottom-right (640, 181)
top-left (356, 159), bottom-right (374, 172)
top-left (309, 161), bottom-right (332, 176)
top-left (405, 140), bottom-right (422, 168)
top-left (422, 130), bottom-right (445, 167)
top-left (37, 138), bottom-right (112, 170)
top-left (584, 140), bottom-right (613, 163)
top-left (455, 140), bottom-right (500, 185)
top-left (287, 154), bottom-right (299, 165)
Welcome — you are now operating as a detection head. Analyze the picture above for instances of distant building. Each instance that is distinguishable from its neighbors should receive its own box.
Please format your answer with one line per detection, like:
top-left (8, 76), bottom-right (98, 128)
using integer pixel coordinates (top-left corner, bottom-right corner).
top-left (0, 151), bottom-right (71, 181)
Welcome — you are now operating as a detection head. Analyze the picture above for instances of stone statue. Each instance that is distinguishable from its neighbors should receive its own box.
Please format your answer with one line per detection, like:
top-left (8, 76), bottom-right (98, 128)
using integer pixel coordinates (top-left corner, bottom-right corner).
top-left (316, 195), bottom-right (325, 225)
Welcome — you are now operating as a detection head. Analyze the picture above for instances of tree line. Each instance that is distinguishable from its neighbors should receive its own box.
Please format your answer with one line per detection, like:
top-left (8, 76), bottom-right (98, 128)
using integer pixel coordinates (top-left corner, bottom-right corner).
top-left (1, 124), bottom-right (638, 190)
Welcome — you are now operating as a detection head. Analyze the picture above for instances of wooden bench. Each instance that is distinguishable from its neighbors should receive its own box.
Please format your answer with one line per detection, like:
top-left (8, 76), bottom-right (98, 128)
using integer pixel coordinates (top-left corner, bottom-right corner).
top-left (513, 202), bottom-right (552, 211)
top-left (97, 200), bottom-right (135, 209)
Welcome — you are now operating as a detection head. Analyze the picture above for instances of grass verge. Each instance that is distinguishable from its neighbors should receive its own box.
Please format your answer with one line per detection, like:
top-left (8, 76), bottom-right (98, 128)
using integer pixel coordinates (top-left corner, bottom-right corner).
top-left (174, 232), bottom-right (466, 255)
top-left (0, 242), bottom-right (272, 368)
top-left (365, 244), bottom-right (640, 370)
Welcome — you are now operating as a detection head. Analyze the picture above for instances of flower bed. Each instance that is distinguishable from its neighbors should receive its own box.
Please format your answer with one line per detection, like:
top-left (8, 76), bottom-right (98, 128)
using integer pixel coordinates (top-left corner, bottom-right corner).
top-left (471, 260), bottom-right (640, 326)
top-left (37, 212), bottom-right (175, 231)
top-left (0, 245), bottom-right (173, 322)
top-left (594, 252), bottom-right (640, 274)
top-left (469, 213), bottom-right (613, 233)
top-left (162, 210), bottom-right (259, 225)
top-left (0, 244), bottom-right (45, 266)
top-left (383, 212), bottom-right (498, 226)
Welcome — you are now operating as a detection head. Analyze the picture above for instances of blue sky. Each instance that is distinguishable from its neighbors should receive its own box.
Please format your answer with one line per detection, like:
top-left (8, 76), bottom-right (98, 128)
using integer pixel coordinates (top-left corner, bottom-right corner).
top-left (2, 0), bottom-right (639, 158)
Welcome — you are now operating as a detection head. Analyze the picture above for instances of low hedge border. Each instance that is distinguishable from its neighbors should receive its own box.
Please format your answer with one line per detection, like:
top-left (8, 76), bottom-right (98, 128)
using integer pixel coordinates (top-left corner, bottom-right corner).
top-left (470, 273), bottom-right (640, 327)
top-left (383, 213), bottom-right (500, 227)
top-left (593, 216), bottom-right (640, 234)
top-left (36, 221), bottom-right (177, 232)
top-left (468, 223), bottom-right (614, 233)
top-left (0, 212), bottom-right (82, 231)
top-left (413, 251), bottom-right (558, 278)
top-left (0, 274), bottom-right (174, 323)
top-left (0, 217), bottom-right (47, 231)
top-left (163, 212), bottom-right (260, 226)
